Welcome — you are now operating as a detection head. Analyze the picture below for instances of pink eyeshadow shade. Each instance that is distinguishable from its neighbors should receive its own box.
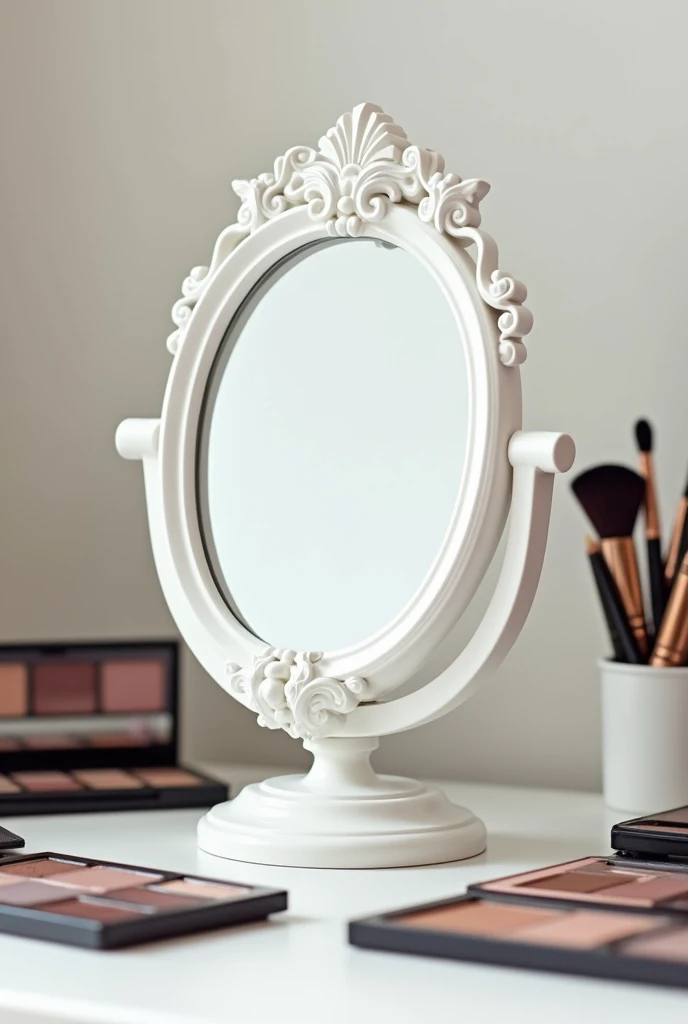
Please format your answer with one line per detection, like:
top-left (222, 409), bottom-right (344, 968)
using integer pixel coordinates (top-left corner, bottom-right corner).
top-left (0, 739), bottom-right (22, 751)
top-left (54, 866), bottom-right (163, 892)
top-left (623, 927), bottom-right (688, 961)
top-left (513, 910), bottom-right (665, 949)
top-left (0, 881), bottom-right (91, 906)
top-left (32, 663), bottom-right (98, 715)
top-left (0, 664), bottom-right (28, 716)
top-left (600, 876), bottom-right (688, 905)
top-left (154, 878), bottom-right (249, 900)
top-left (12, 771), bottom-right (82, 792)
top-left (24, 735), bottom-right (80, 750)
top-left (100, 660), bottom-right (166, 713)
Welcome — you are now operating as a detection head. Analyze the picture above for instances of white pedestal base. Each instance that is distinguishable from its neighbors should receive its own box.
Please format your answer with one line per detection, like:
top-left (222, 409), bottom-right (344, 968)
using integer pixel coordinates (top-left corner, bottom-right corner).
top-left (197, 737), bottom-right (486, 868)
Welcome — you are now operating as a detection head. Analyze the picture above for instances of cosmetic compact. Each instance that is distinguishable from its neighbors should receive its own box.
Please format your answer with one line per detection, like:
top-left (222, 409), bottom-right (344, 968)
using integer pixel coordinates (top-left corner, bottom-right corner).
top-left (0, 641), bottom-right (228, 814)
top-left (612, 804), bottom-right (688, 861)
top-left (0, 851), bottom-right (286, 948)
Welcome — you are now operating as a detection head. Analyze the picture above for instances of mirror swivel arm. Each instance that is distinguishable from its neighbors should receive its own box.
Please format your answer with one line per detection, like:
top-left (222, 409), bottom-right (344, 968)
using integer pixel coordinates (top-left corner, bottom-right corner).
top-left (340, 430), bottom-right (575, 738)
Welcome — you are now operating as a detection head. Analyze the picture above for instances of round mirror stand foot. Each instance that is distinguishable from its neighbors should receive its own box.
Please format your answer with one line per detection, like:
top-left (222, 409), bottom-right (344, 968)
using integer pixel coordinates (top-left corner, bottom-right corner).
top-left (197, 737), bottom-right (486, 868)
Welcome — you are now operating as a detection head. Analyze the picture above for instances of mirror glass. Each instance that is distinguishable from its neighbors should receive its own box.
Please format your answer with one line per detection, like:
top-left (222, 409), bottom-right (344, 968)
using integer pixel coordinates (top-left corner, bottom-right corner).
top-left (198, 239), bottom-right (469, 651)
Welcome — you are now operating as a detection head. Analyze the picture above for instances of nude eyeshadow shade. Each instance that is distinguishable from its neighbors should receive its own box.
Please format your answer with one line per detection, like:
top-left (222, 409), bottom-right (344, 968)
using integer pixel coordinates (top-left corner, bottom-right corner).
top-left (100, 660), bottom-right (166, 713)
top-left (0, 852), bottom-right (287, 949)
top-left (0, 664), bottom-right (28, 716)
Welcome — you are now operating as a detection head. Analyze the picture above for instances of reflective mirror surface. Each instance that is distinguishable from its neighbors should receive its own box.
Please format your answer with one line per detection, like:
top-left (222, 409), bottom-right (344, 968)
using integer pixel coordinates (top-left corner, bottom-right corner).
top-left (198, 240), bottom-right (469, 651)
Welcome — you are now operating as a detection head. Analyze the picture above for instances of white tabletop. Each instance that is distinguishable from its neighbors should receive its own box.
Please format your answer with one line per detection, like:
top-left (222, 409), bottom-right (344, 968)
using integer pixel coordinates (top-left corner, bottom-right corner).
top-left (0, 764), bottom-right (685, 1024)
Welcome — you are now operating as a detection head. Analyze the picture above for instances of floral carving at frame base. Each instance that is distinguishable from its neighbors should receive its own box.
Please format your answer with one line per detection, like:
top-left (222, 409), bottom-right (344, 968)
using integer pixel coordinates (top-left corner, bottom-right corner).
top-left (226, 648), bottom-right (369, 741)
top-left (167, 102), bottom-right (532, 367)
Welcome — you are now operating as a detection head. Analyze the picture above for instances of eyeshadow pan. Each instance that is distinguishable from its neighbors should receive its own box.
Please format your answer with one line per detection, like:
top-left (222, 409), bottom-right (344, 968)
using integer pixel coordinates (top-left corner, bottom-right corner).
top-left (24, 735), bottom-right (80, 750)
top-left (33, 662), bottom-right (97, 715)
top-left (0, 775), bottom-right (20, 794)
top-left (54, 865), bottom-right (163, 892)
top-left (12, 771), bottom-right (82, 792)
top-left (45, 899), bottom-right (147, 923)
top-left (154, 878), bottom-right (250, 900)
top-left (524, 871), bottom-right (630, 895)
top-left (598, 876), bottom-right (688, 905)
top-left (101, 660), bottom-right (166, 713)
top-left (73, 769), bottom-right (145, 790)
top-left (0, 880), bottom-right (91, 906)
top-left (0, 664), bottom-right (27, 716)
top-left (0, 858), bottom-right (86, 877)
top-left (513, 910), bottom-right (664, 949)
top-left (0, 738), bottom-right (21, 751)
top-left (134, 768), bottom-right (202, 788)
top-left (104, 886), bottom-right (200, 909)
top-left (623, 927), bottom-right (688, 962)
top-left (396, 900), bottom-right (557, 936)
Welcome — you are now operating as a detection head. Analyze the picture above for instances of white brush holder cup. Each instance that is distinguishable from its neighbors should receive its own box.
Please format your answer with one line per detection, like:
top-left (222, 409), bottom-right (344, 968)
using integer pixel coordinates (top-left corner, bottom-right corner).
top-left (600, 659), bottom-right (688, 813)
top-left (116, 103), bottom-right (574, 868)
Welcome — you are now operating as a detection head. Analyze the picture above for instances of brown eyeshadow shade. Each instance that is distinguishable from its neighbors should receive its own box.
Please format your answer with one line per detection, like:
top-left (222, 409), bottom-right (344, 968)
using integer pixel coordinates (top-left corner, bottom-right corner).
top-left (0, 775), bottom-right (20, 794)
top-left (0, 664), bottom-right (28, 717)
top-left (0, 881), bottom-right (91, 906)
top-left (105, 887), bottom-right (200, 910)
top-left (512, 910), bottom-right (665, 949)
top-left (54, 866), bottom-right (163, 892)
top-left (153, 878), bottom-right (249, 900)
top-left (0, 739), bottom-right (22, 751)
top-left (32, 663), bottom-right (97, 715)
top-left (633, 824), bottom-right (688, 834)
top-left (45, 899), bottom-right (147, 923)
top-left (134, 768), bottom-right (202, 788)
top-left (12, 771), bottom-right (82, 792)
top-left (396, 900), bottom-right (557, 936)
top-left (0, 858), bottom-right (86, 878)
top-left (100, 660), bottom-right (166, 713)
top-left (73, 769), bottom-right (145, 790)
top-left (524, 872), bottom-right (631, 895)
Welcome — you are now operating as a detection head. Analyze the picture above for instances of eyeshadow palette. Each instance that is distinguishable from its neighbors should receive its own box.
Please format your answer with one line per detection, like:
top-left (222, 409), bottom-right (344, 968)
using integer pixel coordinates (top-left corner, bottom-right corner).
top-left (612, 805), bottom-right (688, 861)
top-left (0, 852), bottom-right (286, 948)
top-left (0, 641), bottom-right (228, 814)
top-left (469, 857), bottom-right (688, 915)
top-left (349, 894), bottom-right (688, 989)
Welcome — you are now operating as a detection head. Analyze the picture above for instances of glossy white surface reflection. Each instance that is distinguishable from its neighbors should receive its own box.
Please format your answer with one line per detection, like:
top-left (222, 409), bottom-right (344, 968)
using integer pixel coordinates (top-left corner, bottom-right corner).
top-left (200, 240), bottom-right (468, 651)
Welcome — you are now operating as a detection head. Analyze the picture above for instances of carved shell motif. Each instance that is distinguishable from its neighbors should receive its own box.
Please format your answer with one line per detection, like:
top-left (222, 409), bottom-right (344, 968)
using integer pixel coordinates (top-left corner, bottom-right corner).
top-left (225, 649), bottom-right (368, 741)
top-left (167, 102), bottom-right (532, 367)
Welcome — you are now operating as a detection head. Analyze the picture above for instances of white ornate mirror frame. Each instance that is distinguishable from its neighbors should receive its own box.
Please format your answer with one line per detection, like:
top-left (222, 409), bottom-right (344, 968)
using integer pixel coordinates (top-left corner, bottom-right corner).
top-left (116, 104), bottom-right (574, 868)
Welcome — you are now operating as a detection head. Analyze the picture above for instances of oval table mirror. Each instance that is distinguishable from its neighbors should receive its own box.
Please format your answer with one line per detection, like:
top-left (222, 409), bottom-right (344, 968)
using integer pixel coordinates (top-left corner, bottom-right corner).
top-left (116, 103), bottom-right (575, 868)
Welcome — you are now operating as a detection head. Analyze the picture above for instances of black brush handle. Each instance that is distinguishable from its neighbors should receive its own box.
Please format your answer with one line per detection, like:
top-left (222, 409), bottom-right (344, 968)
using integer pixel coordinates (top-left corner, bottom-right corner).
top-left (648, 537), bottom-right (667, 634)
top-left (588, 550), bottom-right (643, 664)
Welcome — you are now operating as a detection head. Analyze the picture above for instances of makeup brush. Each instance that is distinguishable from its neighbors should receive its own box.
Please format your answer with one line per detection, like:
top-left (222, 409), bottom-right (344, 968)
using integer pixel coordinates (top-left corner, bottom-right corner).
top-left (571, 465), bottom-right (648, 657)
top-left (665, 463), bottom-right (688, 588)
top-left (585, 536), bottom-right (643, 664)
top-left (651, 551), bottom-right (688, 667)
top-left (634, 419), bottom-right (666, 632)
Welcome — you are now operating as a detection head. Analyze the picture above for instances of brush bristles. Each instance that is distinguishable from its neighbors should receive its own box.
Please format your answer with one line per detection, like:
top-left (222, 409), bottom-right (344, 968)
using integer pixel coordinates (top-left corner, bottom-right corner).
top-left (634, 419), bottom-right (653, 453)
top-left (571, 465), bottom-right (645, 538)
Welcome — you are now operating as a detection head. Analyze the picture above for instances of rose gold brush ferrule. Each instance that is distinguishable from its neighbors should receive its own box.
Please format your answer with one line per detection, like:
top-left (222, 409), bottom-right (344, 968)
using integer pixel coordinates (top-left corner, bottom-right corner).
top-left (600, 536), bottom-right (648, 656)
top-left (639, 452), bottom-right (660, 540)
top-left (665, 497), bottom-right (688, 584)
top-left (651, 555), bottom-right (688, 666)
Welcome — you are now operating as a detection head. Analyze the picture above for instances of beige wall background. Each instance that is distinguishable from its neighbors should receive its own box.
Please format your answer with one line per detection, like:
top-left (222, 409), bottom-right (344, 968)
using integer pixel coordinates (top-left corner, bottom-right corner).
top-left (1, 0), bottom-right (686, 790)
